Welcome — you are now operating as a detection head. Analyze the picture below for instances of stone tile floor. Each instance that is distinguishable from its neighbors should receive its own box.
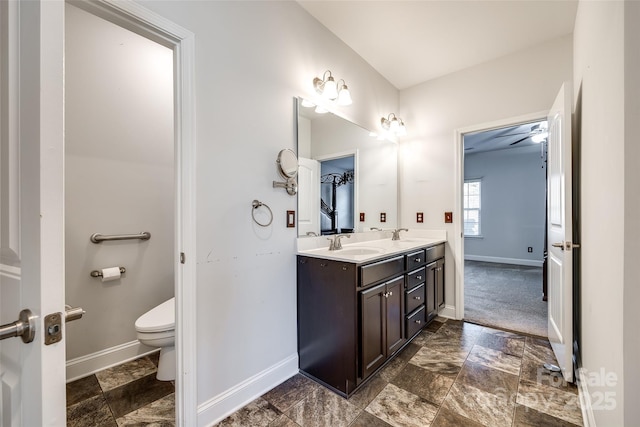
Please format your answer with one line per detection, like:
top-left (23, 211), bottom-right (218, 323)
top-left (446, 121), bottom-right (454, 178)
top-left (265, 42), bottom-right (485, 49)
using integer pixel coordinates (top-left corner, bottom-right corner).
top-left (215, 319), bottom-right (583, 427)
top-left (66, 351), bottom-right (175, 426)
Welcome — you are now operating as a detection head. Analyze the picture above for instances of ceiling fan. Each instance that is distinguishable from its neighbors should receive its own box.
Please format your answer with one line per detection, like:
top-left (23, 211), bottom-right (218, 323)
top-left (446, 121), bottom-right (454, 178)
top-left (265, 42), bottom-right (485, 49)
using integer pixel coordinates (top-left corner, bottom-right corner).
top-left (495, 122), bottom-right (549, 146)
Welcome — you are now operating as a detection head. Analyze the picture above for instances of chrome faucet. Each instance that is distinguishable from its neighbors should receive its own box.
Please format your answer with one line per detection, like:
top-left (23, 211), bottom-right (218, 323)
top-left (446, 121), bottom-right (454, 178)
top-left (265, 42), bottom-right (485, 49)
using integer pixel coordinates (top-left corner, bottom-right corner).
top-left (391, 228), bottom-right (408, 241)
top-left (327, 234), bottom-right (351, 250)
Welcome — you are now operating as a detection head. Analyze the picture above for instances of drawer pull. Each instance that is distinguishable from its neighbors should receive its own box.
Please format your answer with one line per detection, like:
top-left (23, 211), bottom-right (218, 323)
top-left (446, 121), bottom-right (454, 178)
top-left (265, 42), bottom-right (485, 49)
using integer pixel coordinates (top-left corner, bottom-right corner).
top-left (414, 296), bottom-right (421, 300)
top-left (415, 320), bottom-right (422, 325)
top-left (414, 258), bottom-right (421, 262)
top-left (388, 291), bottom-right (393, 297)
top-left (416, 275), bottom-right (422, 280)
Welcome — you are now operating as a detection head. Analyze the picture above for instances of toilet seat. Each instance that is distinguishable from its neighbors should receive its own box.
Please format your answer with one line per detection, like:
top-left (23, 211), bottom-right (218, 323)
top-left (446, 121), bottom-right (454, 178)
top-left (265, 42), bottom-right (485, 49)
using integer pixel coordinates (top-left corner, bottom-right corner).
top-left (135, 297), bottom-right (175, 333)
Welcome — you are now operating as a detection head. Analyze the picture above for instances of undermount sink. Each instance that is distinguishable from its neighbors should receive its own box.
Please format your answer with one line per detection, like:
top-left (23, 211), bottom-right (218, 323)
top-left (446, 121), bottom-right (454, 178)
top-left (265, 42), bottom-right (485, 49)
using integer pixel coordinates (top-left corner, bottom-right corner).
top-left (336, 247), bottom-right (385, 256)
top-left (397, 238), bottom-right (430, 243)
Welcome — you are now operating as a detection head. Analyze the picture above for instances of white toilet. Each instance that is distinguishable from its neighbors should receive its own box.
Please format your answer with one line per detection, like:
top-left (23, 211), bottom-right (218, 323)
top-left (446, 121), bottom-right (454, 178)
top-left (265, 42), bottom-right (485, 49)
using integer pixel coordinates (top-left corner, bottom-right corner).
top-left (135, 297), bottom-right (175, 381)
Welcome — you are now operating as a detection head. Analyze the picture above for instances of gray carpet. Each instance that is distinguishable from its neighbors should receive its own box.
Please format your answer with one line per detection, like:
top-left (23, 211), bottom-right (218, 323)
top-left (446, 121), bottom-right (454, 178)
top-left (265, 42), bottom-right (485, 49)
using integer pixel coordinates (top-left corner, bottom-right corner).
top-left (464, 260), bottom-right (547, 337)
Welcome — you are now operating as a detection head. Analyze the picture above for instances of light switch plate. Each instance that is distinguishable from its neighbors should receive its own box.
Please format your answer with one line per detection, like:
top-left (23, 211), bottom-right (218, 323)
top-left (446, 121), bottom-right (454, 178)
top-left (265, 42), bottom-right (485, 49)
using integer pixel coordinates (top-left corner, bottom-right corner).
top-left (286, 210), bottom-right (295, 228)
top-left (444, 212), bottom-right (453, 223)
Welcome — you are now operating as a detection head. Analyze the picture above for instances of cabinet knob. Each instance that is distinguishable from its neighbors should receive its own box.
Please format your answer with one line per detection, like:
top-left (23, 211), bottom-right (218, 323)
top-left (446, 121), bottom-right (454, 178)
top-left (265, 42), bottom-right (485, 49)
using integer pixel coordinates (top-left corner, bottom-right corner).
top-left (388, 291), bottom-right (393, 297)
top-left (415, 320), bottom-right (422, 324)
top-left (414, 258), bottom-right (421, 262)
top-left (414, 296), bottom-right (421, 300)
top-left (416, 275), bottom-right (422, 280)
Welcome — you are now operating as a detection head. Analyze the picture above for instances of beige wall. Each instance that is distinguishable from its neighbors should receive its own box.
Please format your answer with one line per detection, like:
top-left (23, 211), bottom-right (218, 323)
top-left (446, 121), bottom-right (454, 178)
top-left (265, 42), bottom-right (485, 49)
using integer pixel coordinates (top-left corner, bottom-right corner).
top-left (573, 2), bottom-right (625, 424)
top-left (65, 4), bottom-right (174, 362)
top-left (134, 1), bottom-right (398, 422)
top-left (399, 35), bottom-right (573, 309)
top-left (624, 1), bottom-right (640, 422)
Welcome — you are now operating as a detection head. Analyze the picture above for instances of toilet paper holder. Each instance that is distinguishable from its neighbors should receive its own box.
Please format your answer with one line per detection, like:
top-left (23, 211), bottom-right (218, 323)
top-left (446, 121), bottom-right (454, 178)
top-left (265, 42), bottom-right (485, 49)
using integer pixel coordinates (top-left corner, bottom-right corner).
top-left (90, 267), bottom-right (126, 278)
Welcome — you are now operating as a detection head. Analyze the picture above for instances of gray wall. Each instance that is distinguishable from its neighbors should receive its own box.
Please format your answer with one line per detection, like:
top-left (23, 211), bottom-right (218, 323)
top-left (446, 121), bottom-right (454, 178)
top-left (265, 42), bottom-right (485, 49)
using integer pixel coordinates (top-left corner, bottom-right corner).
top-left (463, 144), bottom-right (546, 265)
top-left (65, 4), bottom-right (174, 361)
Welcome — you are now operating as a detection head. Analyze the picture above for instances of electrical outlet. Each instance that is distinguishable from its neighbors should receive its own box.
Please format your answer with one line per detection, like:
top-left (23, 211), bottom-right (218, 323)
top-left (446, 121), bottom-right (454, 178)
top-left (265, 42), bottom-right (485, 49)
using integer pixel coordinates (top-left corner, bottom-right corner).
top-left (528, 247), bottom-right (533, 253)
top-left (417, 212), bottom-right (424, 223)
top-left (380, 212), bottom-right (387, 223)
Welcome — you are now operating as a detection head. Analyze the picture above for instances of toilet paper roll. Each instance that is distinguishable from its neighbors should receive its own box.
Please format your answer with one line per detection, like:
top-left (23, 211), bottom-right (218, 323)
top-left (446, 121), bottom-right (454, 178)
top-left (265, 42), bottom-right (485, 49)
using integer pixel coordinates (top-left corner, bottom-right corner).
top-left (101, 267), bottom-right (121, 282)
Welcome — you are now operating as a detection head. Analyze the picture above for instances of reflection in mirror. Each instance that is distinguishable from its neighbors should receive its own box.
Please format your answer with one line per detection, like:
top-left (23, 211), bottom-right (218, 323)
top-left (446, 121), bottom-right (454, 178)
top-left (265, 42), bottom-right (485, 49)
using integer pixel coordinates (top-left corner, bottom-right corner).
top-left (296, 98), bottom-right (398, 237)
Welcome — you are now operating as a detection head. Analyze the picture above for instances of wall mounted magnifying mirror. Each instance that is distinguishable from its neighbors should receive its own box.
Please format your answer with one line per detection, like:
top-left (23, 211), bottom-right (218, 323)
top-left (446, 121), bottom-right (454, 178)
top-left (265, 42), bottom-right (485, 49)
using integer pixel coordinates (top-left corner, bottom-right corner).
top-left (273, 149), bottom-right (298, 195)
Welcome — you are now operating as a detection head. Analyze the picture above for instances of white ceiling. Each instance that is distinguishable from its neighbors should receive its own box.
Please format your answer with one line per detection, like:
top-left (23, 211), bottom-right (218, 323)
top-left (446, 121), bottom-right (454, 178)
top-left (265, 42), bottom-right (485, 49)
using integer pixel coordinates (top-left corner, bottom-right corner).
top-left (298, 0), bottom-right (578, 90)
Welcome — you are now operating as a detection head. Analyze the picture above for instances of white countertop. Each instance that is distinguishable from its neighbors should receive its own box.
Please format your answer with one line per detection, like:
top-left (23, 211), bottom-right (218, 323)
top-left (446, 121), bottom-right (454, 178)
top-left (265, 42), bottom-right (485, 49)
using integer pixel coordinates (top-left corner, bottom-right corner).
top-left (296, 229), bottom-right (447, 264)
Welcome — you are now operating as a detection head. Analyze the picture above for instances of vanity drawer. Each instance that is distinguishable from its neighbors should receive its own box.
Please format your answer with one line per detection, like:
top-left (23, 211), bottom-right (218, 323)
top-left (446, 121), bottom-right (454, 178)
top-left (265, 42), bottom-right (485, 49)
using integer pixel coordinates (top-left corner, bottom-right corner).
top-left (425, 244), bottom-right (445, 263)
top-left (406, 305), bottom-right (426, 339)
top-left (360, 256), bottom-right (404, 287)
top-left (406, 249), bottom-right (426, 270)
top-left (405, 283), bottom-right (425, 314)
top-left (406, 267), bottom-right (426, 289)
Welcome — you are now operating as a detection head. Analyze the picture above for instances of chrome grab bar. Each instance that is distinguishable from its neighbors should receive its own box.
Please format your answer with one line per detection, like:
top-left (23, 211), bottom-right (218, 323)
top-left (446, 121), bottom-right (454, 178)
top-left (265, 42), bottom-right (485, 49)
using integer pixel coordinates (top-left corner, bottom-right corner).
top-left (90, 231), bottom-right (150, 244)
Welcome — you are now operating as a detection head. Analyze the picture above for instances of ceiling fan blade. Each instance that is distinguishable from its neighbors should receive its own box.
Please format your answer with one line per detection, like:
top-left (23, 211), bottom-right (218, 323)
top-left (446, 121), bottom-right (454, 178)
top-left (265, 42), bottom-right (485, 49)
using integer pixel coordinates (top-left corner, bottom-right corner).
top-left (494, 131), bottom-right (529, 138)
top-left (509, 136), bottom-right (530, 146)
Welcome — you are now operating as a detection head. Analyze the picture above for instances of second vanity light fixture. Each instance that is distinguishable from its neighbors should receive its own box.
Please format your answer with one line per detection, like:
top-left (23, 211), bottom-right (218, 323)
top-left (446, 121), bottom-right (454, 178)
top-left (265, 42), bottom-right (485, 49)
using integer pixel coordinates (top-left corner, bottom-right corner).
top-left (313, 70), bottom-right (352, 106)
top-left (380, 113), bottom-right (407, 138)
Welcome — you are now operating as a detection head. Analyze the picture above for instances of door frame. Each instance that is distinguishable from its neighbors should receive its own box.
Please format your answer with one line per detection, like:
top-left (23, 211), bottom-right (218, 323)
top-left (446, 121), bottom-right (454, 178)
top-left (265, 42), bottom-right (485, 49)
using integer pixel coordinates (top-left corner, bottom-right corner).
top-left (64, 1), bottom-right (197, 424)
top-left (453, 111), bottom-right (547, 320)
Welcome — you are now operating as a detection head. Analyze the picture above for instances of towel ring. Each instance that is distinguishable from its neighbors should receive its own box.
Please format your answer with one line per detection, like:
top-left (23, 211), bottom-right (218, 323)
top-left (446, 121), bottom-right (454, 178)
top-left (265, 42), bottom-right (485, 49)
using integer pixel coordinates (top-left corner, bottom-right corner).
top-left (251, 200), bottom-right (273, 227)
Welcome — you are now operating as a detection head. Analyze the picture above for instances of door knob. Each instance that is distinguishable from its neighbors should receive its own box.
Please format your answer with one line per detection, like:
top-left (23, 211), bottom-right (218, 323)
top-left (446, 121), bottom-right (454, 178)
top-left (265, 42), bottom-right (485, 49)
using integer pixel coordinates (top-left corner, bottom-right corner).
top-left (0, 309), bottom-right (36, 343)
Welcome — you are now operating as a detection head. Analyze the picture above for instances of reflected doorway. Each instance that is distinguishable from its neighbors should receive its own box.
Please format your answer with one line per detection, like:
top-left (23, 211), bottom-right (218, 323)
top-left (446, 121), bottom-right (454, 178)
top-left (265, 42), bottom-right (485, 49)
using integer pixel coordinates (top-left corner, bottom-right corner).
top-left (320, 156), bottom-right (355, 235)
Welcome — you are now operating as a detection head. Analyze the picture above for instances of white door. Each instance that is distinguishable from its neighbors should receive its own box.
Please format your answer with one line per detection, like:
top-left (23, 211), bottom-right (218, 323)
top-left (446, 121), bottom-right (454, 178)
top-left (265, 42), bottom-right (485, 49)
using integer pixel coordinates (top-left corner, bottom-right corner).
top-left (547, 82), bottom-right (575, 383)
top-left (297, 157), bottom-right (320, 237)
top-left (0, 1), bottom-right (66, 425)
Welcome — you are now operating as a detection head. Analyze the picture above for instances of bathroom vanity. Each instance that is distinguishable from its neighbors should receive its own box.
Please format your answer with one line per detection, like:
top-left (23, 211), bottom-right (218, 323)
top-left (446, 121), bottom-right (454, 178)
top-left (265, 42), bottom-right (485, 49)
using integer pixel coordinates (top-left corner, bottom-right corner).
top-left (296, 237), bottom-right (445, 397)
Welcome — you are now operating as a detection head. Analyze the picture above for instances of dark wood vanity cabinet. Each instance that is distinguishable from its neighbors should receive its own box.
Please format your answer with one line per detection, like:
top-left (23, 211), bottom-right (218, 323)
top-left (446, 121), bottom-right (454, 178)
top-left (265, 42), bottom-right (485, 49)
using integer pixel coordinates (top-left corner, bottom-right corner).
top-left (297, 242), bottom-right (445, 397)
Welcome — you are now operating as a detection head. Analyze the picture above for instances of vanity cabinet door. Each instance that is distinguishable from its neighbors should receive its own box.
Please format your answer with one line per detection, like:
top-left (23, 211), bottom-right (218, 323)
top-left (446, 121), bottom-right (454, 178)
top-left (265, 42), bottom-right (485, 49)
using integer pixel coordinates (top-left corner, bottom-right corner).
top-left (385, 276), bottom-right (406, 357)
top-left (360, 276), bottom-right (406, 380)
top-left (360, 282), bottom-right (386, 379)
top-left (436, 259), bottom-right (445, 309)
top-left (426, 262), bottom-right (437, 321)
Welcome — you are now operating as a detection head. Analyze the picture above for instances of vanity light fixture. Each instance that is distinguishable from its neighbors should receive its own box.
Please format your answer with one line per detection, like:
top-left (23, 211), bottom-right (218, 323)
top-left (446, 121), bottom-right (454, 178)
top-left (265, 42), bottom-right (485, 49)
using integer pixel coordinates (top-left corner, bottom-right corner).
top-left (313, 70), bottom-right (352, 106)
top-left (380, 113), bottom-right (407, 137)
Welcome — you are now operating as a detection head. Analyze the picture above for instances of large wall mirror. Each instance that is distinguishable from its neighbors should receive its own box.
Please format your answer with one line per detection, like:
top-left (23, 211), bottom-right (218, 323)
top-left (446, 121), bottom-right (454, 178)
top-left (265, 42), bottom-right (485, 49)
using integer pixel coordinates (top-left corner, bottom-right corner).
top-left (296, 97), bottom-right (398, 237)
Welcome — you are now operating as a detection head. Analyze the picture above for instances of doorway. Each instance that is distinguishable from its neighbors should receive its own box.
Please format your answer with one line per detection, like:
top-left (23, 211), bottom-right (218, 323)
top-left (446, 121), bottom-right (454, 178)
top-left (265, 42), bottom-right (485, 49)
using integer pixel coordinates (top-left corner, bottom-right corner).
top-left (461, 119), bottom-right (548, 336)
top-left (320, 156), bottom-right (355, 235)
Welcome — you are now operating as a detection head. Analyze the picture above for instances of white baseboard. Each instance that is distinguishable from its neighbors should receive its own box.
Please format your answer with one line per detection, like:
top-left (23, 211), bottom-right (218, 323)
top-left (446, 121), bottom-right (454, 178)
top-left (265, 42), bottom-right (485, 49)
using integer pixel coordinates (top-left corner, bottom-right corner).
top-left (197, 353), bottom-right (299, 427)
top-left (66, 340), bottom-right (158, 382)
top-left (464, 254), bottom-right (543, 267)
top-left (438, 305), bottom-right (456, 319)
top-left (577, 368), bottom-right (597, 427)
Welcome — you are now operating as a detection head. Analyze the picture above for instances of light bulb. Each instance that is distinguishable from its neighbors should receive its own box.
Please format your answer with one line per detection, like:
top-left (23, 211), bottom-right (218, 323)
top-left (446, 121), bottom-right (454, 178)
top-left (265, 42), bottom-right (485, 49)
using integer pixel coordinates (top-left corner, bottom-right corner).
top-left (323, 76), bottom-right (338, 100)
top-left (300, 98), bottom-right (315, 108)
top-left (337, 85), bottom-right (352, 106)
top-left (315, 105), bottom-right (328, 114)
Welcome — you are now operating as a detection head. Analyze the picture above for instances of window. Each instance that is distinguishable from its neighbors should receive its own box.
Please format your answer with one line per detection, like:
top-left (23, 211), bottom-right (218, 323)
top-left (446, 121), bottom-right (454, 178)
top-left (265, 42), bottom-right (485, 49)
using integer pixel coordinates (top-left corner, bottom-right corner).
top-left (464, 179), bottom-right (481, 236)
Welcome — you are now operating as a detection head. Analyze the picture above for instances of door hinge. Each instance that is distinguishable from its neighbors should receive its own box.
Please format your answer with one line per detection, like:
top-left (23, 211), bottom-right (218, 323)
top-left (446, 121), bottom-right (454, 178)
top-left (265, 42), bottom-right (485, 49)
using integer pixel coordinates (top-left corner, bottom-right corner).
top-left (180, 252), bottom-right (186, 264)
